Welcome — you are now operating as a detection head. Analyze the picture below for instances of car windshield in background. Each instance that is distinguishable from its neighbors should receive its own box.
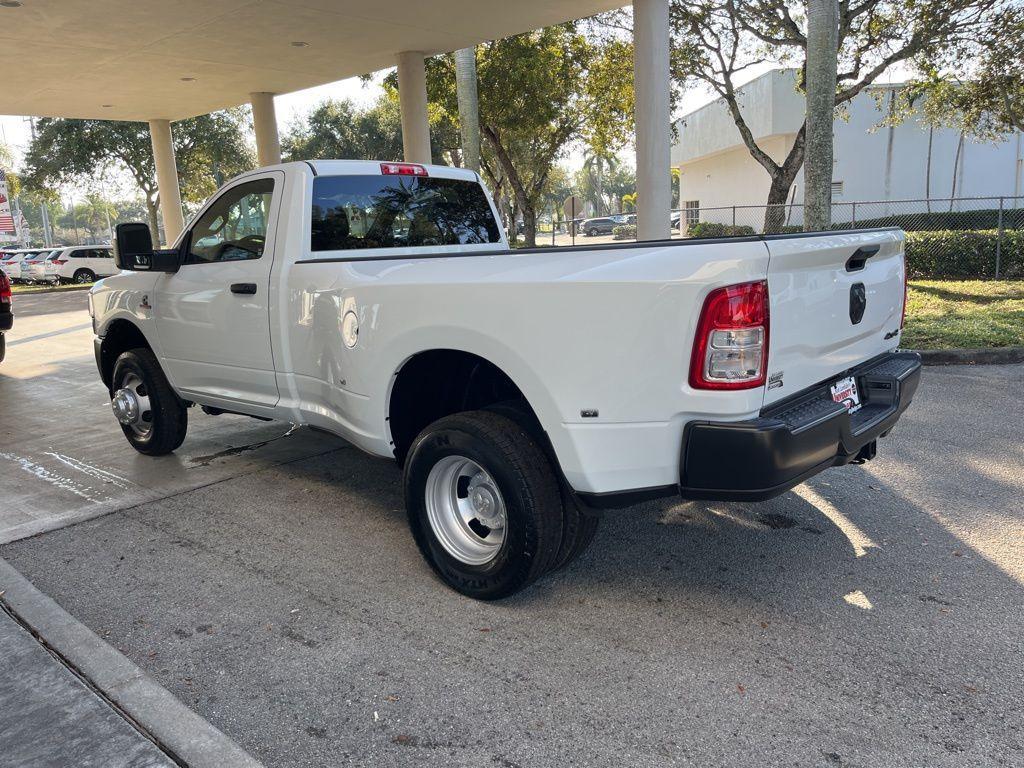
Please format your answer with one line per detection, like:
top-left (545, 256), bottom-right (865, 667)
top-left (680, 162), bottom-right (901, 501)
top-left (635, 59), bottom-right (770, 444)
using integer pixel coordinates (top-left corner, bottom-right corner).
top-left (311, 175), bottom-right (501, 252)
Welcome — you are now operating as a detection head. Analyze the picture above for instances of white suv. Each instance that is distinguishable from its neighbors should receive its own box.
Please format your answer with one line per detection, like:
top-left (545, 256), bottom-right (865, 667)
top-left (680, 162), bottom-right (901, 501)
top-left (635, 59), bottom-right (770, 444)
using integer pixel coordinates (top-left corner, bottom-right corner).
top-left (46, 245), bottom-right (117, 284)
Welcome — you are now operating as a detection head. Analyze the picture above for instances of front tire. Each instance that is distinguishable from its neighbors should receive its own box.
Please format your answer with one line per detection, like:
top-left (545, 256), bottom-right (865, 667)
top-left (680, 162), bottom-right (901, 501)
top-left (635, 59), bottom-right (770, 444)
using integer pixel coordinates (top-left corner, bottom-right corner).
top-left (404, 411), bottom-right (563, 600)
top-left (73, 268), bottom-right (96, 284)
top-left (111, 348), bottom-right (187, 455)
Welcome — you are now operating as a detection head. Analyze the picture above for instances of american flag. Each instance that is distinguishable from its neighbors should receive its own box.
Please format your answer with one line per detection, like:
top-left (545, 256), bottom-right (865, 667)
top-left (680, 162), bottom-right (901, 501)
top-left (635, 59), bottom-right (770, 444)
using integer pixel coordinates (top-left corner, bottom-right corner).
top-left (0, 169), bottom-right (15, 234)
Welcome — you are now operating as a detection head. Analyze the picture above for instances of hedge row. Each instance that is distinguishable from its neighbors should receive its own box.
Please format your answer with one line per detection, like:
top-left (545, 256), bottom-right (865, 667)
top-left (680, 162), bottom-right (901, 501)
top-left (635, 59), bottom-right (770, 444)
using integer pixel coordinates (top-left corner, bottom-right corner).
top-left (904, 229), bottom-right (1022, 279)
top-left (836, 207), bottom-right (1024, 232)
top-left (687, 222), bottom-right (757, 238)
top-left (612, 224), bottom-right (636, 240)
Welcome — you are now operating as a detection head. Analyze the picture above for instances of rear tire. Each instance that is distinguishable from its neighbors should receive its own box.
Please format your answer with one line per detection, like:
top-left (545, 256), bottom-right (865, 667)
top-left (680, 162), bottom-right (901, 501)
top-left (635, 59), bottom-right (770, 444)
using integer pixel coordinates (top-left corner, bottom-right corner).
top-left (73, 269), bottom-right (96, 284)
top-left (111, 348), bottom-right (187, 455)
top-left (404, 411), bottom-right (563, 600)
top-left (482, 401), bottom-right (601, 572)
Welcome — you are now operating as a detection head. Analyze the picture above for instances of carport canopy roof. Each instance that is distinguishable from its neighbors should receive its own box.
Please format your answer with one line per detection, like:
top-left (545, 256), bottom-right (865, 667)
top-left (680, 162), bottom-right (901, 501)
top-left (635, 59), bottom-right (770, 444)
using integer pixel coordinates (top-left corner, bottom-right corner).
top-left (1, 0), bottom-right (625, 122)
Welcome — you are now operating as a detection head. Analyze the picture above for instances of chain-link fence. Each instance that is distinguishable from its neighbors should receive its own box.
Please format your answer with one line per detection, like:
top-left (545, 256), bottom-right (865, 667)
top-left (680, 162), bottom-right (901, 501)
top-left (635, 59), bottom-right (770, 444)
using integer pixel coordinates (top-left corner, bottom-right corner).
top-left (534, 196), bottom-right (1024, 279)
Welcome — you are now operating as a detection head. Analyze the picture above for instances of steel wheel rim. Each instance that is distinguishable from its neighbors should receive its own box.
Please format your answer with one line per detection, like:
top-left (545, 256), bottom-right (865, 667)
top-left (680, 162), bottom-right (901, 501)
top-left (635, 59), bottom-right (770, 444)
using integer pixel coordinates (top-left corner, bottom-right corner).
top-left (112, 372), bottom-right (153, 438)
top-left (424, 455), bottom-right (507, 566)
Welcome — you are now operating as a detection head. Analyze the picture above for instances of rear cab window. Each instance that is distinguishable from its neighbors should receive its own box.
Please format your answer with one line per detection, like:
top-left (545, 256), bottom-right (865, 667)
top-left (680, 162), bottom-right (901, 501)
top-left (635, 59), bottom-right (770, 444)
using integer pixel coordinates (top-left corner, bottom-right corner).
top-left (310, 174), bottom-right (501, 252)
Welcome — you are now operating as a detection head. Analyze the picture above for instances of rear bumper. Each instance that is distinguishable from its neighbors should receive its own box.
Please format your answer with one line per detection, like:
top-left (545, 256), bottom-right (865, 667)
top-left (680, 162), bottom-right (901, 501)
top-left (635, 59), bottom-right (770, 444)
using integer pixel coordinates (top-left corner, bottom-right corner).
top-left (679, 351), bottom-right (921, 501)
top-left (578, 351), bottom-right (921, 508)
top-left (0, 308), bottom-right (12, 332)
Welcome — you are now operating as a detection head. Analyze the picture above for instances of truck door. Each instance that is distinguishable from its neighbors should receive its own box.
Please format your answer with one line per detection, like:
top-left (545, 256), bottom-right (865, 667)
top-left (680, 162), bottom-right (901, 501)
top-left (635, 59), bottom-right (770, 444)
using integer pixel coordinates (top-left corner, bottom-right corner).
top-left (153, 172), bottom-right (283, 407)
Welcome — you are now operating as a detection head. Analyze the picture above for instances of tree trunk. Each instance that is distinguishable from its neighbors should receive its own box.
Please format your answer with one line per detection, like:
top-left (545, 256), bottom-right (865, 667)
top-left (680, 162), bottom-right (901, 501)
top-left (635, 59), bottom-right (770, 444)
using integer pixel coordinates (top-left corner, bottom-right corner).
top-left (925, 126), bottom-right (933, 212)
top-left (804, 0), bottom-right (839, 231)
top-left (595, 157), bottom-right (604, 216)
top-left (454, 47), bottom-right (481, 173)
top-left (763, 127), bottom-right (807, 233)
top-left (949, 132), bottom-right (964, 211)
top-left (146, 197), bottom-right (160, 245)
top-left (521, 204), bottom-right (536, 247)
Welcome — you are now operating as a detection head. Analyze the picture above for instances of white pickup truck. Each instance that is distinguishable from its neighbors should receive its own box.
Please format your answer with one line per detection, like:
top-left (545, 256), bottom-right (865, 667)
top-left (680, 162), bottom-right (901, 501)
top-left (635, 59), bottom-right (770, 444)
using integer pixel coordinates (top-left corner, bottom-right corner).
top-left (90, 160), bottom-right (921, 599)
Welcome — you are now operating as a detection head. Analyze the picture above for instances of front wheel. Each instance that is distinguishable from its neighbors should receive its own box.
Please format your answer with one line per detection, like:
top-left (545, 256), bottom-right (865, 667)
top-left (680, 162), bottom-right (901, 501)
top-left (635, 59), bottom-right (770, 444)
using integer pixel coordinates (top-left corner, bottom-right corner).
top-left (73, 269), bottom-right (96, 284)
top-left (404, 411), bottom-right (564, 600)
top-left (111, 348), bottom-right (187, 455)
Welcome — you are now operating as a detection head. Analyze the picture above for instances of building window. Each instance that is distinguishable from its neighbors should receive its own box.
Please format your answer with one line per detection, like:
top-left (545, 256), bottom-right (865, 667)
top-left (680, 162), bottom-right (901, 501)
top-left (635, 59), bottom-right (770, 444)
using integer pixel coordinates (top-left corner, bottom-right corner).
top-left (684, 200), bottom-right (700, 226)
top-left (831, 181), bottom-right (844, 197)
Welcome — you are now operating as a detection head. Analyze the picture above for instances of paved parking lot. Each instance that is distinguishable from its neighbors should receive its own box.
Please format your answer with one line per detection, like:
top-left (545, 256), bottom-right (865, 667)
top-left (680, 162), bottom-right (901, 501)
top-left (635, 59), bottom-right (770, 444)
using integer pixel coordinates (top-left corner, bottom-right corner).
top-left (2, 291), bottom-right (1023, 767)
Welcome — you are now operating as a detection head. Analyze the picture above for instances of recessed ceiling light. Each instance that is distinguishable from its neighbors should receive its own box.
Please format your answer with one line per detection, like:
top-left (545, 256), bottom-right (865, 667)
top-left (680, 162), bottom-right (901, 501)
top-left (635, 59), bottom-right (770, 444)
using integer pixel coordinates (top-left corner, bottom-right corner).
top-left (0, 1), bottom-right (24, 8)
top-left (290, 41), bottom-right (309, 47)
top-left (180, 77), bottom-right (196, 82)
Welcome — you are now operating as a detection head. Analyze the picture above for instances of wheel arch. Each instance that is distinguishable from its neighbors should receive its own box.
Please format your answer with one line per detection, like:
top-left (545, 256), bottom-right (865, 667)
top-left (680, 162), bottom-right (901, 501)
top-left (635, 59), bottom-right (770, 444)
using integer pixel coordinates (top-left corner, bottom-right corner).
top-left (386, 348), bottom-right (555, 467)
top-left (98, 318), bottom-right (154, 392)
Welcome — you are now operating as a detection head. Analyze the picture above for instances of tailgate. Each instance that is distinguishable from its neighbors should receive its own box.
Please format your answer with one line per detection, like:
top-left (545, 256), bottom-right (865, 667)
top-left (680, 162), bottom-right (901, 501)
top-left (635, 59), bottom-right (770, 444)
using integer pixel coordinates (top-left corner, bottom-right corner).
top-left (763, 229), bottom-right (905, 407)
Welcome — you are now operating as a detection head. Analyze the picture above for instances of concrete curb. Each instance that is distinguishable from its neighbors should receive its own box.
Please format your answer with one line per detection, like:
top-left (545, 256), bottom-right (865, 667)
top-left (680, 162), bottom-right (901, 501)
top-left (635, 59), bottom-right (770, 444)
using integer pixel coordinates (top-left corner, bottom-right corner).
top-left (0, 558), bottom-right (264, 768)
top-left (910, 346), bottom-right (1024, 366)
top-left (11, 284), bottom-right (92, 295)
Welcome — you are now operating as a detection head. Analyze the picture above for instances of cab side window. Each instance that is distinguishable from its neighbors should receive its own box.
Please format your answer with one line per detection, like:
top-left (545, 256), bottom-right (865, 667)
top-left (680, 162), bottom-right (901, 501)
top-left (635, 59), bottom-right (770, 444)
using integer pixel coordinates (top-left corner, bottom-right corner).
top-left (186, 179), bottom-right (274, 265)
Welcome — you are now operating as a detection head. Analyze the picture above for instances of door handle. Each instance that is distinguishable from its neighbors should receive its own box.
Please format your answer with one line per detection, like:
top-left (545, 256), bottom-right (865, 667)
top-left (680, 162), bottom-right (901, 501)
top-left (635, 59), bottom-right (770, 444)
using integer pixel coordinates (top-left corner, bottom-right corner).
top-left (846, 245), bottom-right (880, 272)
top-left (230, 283), bottom-right (257, 295)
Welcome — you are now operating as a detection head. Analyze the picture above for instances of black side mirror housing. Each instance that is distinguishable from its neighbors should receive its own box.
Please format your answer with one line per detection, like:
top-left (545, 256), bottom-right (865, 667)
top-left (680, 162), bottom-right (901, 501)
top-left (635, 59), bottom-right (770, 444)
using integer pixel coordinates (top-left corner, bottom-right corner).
top-left (114, 222), bottom-right (180, 273)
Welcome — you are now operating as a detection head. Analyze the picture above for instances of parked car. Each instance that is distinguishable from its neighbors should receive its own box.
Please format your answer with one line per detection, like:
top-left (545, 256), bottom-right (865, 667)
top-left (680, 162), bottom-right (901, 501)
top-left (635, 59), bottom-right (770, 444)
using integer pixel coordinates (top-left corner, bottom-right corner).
top-left (50, 245), bottom-right (117, 284)
top-left (91, 160), bottom-right (920, 599)
top-left (2, 249), bottom-right (46, 283)
top-left (24, 248), bottom-right (64, 284)
top-left (0, 268), bottom-right (11, 362)
top-left (20, 249), bottom-right (57, 283)
top-left (580, 216), bottom-right (618, 236)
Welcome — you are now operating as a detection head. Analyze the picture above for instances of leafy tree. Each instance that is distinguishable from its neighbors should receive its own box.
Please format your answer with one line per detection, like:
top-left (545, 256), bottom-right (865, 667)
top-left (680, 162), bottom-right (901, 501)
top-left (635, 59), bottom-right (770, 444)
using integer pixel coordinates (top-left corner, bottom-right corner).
top-left (56, 194), bottom-right (118, 242)
top-left (22, 109), bottom-right (254, 241)
top-left (418, 22), bottom-right (635, 246)
top-left (283, 90), bottom-right (461, 166)
top-left (611, 0), bottom-right (999, 232)
top-left (907, 6), bottom-right (1024, 139)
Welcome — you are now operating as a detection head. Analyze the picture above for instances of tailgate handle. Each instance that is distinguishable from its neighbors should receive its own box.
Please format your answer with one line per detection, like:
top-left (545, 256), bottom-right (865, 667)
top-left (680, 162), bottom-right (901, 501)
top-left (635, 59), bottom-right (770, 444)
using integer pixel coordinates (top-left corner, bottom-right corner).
top-left (846, 245), bottom-right (880, 272)
top-left (230, 282), bottom-right (257, 295)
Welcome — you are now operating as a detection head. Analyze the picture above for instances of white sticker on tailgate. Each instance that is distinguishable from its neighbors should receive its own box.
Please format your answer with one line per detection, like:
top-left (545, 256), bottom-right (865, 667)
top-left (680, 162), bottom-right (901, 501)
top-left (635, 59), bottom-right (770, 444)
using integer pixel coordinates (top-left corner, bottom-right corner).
top-left (830, 376), bottom-right (862, 413)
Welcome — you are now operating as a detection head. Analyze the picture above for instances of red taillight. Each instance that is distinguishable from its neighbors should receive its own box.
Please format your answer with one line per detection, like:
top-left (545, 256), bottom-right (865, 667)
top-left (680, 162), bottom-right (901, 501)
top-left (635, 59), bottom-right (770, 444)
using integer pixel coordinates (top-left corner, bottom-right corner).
top-left (380, 162), bottom-right (428, 176)
top-left (689, 280), bottom-right (769, 390)
top-left (0, 270), bottom-right (11, 303)
top-left (54, 259), bottom-right (67, 265)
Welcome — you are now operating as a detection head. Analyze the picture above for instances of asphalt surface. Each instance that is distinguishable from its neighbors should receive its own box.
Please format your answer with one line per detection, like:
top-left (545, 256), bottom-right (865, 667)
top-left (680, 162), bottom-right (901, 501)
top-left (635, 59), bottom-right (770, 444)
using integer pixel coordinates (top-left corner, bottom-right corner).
top-left (2, 291), bottom-right (1023, 767)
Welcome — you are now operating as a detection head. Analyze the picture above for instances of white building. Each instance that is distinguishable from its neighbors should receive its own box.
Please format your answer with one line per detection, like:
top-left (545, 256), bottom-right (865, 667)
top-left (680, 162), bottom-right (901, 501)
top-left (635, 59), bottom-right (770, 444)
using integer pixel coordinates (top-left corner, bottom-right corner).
top-left (671, 68), bottom-right (1024, 228)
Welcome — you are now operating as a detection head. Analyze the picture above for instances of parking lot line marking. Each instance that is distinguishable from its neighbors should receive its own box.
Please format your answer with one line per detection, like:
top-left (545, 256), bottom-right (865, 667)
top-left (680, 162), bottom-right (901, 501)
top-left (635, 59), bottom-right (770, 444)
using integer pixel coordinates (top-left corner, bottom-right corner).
top-left (43, 452), bottom-right (132, 490)
top-left (0, 452), bottom-right (109, 505)
top-left (793, 484), bottom-right (878, 557)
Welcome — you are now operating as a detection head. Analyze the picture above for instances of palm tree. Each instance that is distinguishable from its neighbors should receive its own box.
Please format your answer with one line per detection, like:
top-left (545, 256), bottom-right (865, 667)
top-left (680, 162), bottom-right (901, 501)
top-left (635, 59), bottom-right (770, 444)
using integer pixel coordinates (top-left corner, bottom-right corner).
top-left (582, 149), bottom-right (618, 217)
top-left (804, 0), bottom-right (839, 231)
top-left (454, 47), bottom-right (481, 172)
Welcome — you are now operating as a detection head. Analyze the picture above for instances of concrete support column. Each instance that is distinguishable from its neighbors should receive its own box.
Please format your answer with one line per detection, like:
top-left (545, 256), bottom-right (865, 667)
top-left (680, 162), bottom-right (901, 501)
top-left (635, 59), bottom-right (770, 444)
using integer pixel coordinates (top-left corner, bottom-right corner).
top-left (633, 0), bottom-right (672, 241)
top-left (148, 119), bottom-right (184, 245)
top-left (250, 92), bottom-right (282, 167)
top-left (396, 51), bottom-right (432, 164)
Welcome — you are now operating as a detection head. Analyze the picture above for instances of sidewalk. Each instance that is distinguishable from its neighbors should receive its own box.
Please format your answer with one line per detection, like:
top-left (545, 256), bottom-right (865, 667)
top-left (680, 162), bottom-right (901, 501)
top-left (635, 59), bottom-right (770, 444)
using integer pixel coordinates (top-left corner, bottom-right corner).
top-left (0, 607), bottom-right (176, 768)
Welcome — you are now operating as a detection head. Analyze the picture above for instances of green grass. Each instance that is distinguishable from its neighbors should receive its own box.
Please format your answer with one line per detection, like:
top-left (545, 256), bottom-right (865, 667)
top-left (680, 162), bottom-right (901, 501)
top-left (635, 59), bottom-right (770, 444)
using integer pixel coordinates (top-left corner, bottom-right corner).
top-left (903, 280), bottom-right (1024, 349)
top-left (11, 282), bottom-right (93, 294)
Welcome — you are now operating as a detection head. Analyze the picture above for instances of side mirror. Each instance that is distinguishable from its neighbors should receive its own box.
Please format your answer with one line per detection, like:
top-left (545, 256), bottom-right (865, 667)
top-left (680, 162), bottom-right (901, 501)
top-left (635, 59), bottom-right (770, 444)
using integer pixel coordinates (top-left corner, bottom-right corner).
top-left (114, 222), bottom-right (180, 273)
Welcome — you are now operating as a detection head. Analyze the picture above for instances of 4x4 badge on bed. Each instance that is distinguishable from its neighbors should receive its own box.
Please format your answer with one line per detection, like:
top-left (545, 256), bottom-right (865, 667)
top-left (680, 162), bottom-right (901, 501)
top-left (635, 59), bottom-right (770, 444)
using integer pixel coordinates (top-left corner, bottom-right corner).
top-left (768, 371), bottom-right (784, 390)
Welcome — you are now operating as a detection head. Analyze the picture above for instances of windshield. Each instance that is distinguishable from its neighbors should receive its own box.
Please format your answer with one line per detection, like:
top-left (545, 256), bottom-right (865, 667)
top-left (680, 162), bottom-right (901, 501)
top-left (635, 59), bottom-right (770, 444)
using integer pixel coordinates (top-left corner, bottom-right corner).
top-left (311, 175), bottom-right (501, 252)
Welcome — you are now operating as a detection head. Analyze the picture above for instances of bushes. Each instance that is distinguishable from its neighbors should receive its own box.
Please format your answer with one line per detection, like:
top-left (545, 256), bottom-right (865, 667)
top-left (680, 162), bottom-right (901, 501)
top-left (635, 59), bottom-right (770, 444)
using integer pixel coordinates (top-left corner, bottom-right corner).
top-left (612, 225), bottom-right (636, 240)
top-left (837, 207), bottom-right (1024, 232)
top-left (904, 229), bottom-right (1023, 279)
top-left (687, 222), bottom-right (756, 238)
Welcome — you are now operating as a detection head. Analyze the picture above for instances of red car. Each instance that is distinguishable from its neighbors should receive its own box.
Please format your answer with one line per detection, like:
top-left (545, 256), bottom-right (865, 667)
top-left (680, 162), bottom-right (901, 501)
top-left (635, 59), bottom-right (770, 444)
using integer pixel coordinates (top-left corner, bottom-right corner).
top-left (0, 268), bottom-right (11, 362)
